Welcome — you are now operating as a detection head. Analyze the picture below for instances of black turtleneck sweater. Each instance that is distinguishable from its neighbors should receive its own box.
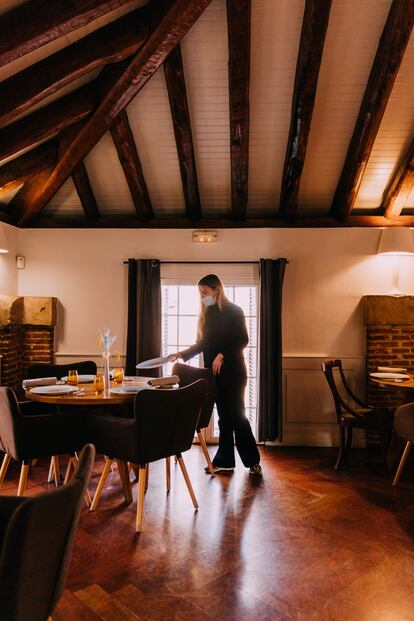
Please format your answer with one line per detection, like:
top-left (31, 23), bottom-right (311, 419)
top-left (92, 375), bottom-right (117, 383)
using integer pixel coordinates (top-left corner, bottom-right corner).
top-left (180, 302), bottom-right (249, 381)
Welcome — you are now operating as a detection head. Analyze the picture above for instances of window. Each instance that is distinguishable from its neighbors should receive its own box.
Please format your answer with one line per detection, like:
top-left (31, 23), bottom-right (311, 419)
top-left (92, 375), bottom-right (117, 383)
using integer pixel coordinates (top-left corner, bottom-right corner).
top-left (161, 284), bottom-right (258, 440)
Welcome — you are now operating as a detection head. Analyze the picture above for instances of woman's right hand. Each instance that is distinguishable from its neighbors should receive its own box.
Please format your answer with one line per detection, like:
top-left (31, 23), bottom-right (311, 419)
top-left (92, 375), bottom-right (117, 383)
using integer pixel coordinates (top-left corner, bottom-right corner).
top-left (167, 353), bottom-right (181, 363)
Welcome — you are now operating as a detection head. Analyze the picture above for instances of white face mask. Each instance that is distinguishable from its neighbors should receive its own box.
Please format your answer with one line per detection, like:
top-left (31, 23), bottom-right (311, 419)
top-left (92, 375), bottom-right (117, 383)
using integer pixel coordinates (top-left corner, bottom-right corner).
top-left (202, 295), bottom-right (216, 307)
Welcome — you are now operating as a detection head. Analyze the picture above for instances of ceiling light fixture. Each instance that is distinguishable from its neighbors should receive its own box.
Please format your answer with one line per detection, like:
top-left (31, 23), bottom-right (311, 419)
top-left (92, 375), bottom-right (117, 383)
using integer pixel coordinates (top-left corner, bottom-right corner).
top-left (192, 230), bottom-right (218, 243)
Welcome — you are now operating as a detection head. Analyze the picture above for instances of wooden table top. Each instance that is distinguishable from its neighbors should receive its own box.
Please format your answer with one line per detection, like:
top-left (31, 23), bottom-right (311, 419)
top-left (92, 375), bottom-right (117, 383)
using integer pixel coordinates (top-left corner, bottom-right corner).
top-left (370, 373), bottom-right (414, 389)
top-left (25, 377), bottom-right (155, 405)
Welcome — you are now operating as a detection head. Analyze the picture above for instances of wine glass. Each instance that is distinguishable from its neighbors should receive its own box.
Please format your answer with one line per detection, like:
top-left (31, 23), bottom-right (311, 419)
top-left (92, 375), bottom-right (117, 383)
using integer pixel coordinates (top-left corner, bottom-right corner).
top-left (93, 374), bottom-right (105, 394)
top-left (67, 369), bottom-right (78, 386)
top-left (113, 367), bottom-right (124, 384)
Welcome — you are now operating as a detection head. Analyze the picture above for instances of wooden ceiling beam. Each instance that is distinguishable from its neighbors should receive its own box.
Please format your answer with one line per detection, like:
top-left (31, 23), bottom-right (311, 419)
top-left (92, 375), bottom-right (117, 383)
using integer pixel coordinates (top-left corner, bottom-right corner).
top-left (16, 0), bottom-right (214, 227)
top-left (227, 0), bottom-right (251, 221)
top-left (382, 136), bottom-right (414, 219)
top-left (0, 141), bottom-right (57, 188)
top-left (0, 7), bottom-right (149, 127)
top-left (110, 110), bottom-right (153, 220)
top-left (164, 45), bottom-right (201, 220)
top-left (0, 84), bottom-right (96, 164)
top-left (279, 0), bottom-right (332, 220)
top-left (0, 0), bottom-right (137, 69)
top-left (330, 0), bottom-right (414, 220)
top-left (26, 215), bottom-right (414, 229)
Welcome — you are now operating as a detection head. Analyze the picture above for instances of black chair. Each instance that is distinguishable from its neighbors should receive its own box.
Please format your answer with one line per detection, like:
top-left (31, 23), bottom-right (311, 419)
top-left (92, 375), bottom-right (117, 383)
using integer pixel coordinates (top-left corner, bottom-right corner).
top-left (87, 380), bottom-right (207, 532)
top-left (0, 444), bottom-right (94, 621)
top-left (173, 362), bottom-right (216, 475)
top-left (0, 387), bottom-right (87, 495)
top-left (392, 402), bottom-right (414, 486)
top-left (321, 359), bottom-right (393, 470)
top-left (26, 360), bottom-right (97, 380)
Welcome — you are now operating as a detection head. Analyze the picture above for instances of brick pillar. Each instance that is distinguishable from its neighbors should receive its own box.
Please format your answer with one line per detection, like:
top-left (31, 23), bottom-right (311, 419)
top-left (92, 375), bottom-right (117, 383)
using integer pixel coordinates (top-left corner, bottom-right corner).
top-left (363, 295), bottom-right (414, 409)
top-left (0, 296), bottom-right (57, 396)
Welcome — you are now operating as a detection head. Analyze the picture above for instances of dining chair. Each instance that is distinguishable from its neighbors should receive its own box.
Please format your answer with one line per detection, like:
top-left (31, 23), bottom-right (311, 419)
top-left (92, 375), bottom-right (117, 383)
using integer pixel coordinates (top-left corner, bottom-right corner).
top-left (0, 444), bottom-right (94, 621)
top-left (392, 402), bottom-right (414, 486)
top-left (321, 359), bottom-right (393, 470)
top-left (172, 362), bottom-right (216, 475)
top-left (0, 387), bottom-right (87, 495)
top-left (87, 379), bottom-right (207, 532)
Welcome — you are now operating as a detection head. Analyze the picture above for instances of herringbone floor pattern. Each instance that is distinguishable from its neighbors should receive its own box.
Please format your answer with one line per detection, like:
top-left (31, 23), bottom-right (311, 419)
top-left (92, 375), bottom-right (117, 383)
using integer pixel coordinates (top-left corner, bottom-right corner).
top-left (2, 446), bottom-right (414, 620)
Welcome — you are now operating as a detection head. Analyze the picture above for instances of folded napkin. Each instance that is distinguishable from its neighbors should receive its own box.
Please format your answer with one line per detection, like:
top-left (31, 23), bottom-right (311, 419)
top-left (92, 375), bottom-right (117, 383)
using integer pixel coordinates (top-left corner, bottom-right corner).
top-left (22, 377), bottom-right (57, 389)
top-left (378, 366), bottom-right (407, 373)
top-left (147, 375), bottom-right (180, 387)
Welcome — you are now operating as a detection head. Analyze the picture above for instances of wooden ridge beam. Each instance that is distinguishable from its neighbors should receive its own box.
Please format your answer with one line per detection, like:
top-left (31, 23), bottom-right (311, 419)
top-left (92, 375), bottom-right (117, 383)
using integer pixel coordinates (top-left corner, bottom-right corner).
top-left (0, 7), bottom-right (149, 127)
top-left (0, 141), bottom-right (57, 188)
top-left (164, 45), bottom-right (201, 220)
top-left (227, 0), bottom-right (251, 221)
top-left (382, 136), bottom-right (414, 219)
top-left (0, 0), bottom-right (137, 69)
top-left (27, 215), bottom-right (414, 229)
top-left (16, 0), bottom-right (214, 227)
top-left (110, 111), bottom-right (153, 220)
top-left (0, 84), bottom-right (96, 164)
top-left (330, 0), bottom-right (414, 220)
top-left (279, 0), bottom-right (332, 220)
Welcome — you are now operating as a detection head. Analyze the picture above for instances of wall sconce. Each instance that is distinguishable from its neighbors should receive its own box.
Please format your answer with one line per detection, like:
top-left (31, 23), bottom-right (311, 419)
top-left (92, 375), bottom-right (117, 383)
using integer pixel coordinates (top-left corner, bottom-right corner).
top-left (0, 224), bottom-right (9, 254)
top-left (377, 227), bottom-right (414, 293)
top-left (192, 230), bottom-right (218, 243)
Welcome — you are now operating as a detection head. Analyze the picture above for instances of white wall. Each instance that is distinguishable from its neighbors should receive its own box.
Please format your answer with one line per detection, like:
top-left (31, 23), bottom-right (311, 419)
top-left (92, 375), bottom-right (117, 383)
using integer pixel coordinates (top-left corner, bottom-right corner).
top-left (16, 227), bottom-right (414, 445)
top-left (0, 223), bottom-right (18, 295)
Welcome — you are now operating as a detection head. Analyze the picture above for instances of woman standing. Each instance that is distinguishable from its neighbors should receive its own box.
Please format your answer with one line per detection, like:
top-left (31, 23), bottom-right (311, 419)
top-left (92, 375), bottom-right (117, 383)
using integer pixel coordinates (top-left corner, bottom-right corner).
top-left (169, 274), bottom-right (261, 475)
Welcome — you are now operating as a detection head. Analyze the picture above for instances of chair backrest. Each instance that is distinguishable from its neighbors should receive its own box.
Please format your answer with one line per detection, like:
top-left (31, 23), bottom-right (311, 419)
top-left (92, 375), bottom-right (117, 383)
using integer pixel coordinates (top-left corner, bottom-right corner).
top-left (394, 402), bottom-right (414, 442)
top-left (321, 359), bottom-right (367, 422)
top-left (27, 360), bottom-right (97, 380)
top-left (0, 387), bottom-right (23, 459)
top-left (133, 380), bottom-right (208, 464)
top-left (172, 362), bottom-right (215, 430)
top-left (0, 444), bottom-right (95, 621)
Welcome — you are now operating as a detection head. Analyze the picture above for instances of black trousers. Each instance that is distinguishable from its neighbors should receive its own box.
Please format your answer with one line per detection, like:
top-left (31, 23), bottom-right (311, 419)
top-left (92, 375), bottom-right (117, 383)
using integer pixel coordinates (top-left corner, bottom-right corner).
top-left (213, 377), bottom-right (260, 468)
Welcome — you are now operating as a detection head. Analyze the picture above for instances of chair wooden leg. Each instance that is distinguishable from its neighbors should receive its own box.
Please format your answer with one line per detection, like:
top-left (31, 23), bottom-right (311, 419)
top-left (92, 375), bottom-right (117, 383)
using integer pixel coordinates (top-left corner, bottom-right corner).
top-left (335, 426), bottom-right (346, 470)
top-left (0, 453), bottom-right (11, 488)
top-left (71, 453), bottom-right (92, 507)
top-left (17, 461), bottom-right (30, 496)
top-left (393, 441), bottom-right (412, 487)
top-left (63, 456), bottom-right (75, 485)
top-left (136, 466), bottom-right (146, 533)
top-left (90, 456), bottom-right (112, 511)
top-left (116, 459), bottom-right (132, 503)
top-left (47, 456), bottom-right (54, 483)
top-left (145, 463), bottom-right (149, 492)
top-left (51, 456), bottom-right (60, 487)
top-left (344, 427), bottom-right (353, 467)
top-left (177, 455), bottom-right (198, 509)
top-left (166, 457), bottom-right (171, 492)
top-left (198, 431), bottom-right (215, 476)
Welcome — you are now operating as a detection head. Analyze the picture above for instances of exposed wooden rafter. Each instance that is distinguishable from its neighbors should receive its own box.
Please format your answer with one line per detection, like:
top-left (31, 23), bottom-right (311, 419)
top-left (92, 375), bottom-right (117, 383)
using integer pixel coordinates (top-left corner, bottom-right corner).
top-left (227, 0), bottom-right (251, 221)
top-left (164, 45), bottom-right (201, 220)
top-left (382, 137), bottom-right (414, 219)
top-left (330, 0), bottom-right (414, 220)
top-left (279, 0), bottom-right (332, 220)
top-left (27, 215), bottom-right (414, 229)
top-left (110, 111), bottom-right (153, 221)
top-left (0, 0), bottom-right (137, 69)
top-left (0, 7), bottom-right (149, 127)
top-left (16, 0), bottom-right (214, 227)
top-left (0, 141), bottom-right (57, 189)
top-left (0, 84), bottom-right (96, 164)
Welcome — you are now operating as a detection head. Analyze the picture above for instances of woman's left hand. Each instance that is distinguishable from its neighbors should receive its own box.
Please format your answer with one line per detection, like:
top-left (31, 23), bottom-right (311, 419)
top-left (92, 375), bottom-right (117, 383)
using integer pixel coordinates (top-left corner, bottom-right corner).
top-left (212, 353), bottom-right (224, 375)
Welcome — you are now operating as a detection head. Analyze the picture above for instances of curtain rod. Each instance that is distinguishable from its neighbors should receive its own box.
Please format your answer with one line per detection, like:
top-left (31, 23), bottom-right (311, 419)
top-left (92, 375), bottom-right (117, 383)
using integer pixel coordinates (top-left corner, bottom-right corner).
top-left (123, 260), bottom-right (260, 265)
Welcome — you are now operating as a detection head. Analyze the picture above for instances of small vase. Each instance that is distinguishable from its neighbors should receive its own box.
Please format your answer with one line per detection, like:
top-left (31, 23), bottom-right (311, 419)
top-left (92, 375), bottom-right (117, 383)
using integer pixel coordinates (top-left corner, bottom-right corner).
top-left (103, 353), bottom-right (111, 396)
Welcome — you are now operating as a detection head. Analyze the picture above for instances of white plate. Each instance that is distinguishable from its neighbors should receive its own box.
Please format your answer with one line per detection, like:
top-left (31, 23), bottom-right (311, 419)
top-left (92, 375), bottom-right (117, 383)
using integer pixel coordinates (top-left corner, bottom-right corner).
top-left (136, 356), bottom-right (170, 369)
top-left (110, 386), bottom-right (149, 394)
top-left (30, 385), bottom-right (79, 395)
top-left (370, 372), bottom-right (410, 380)
top-left (61, 374), bottom-right (95, 383)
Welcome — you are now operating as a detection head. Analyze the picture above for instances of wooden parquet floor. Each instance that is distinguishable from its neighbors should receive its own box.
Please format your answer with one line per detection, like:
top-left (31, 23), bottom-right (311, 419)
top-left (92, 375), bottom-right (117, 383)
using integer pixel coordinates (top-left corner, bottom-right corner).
top-left (2, 446), bottom-right (414, 621)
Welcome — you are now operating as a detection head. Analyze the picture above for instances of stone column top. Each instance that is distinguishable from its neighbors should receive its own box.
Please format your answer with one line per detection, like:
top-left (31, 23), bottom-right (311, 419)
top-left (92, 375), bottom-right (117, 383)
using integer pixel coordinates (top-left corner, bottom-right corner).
top-left (363, 295), bottom-right (414, 326)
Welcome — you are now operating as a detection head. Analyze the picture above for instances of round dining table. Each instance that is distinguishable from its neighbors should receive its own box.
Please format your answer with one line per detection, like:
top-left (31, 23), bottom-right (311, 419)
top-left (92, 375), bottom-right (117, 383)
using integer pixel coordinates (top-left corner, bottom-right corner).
top-left (370, 374), bottom-right (414, 390)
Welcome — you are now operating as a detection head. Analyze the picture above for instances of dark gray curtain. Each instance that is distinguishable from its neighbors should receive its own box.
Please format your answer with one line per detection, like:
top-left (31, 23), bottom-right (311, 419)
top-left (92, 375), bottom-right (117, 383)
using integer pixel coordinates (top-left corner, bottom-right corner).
top-left (258, 258), bottom-right (288, 442)
top-left (125, 259), bottom-right (161, 377)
